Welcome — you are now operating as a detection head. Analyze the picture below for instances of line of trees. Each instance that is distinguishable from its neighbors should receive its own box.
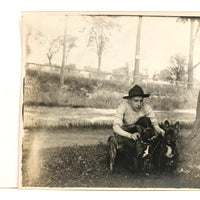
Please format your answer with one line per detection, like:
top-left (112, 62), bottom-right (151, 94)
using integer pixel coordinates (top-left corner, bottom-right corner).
top-left (87, 16), bottom-right (120, 72)
top-left (26, 15), bottom-right (200, 90)
top-left (153, 54), bottom-right (187, 84)
top-left (26, 16), bottom-right (120, 87)
top-left (133, 16), bottom-right (200, 90)
top-left (177, 17), bottom-right (200, 90)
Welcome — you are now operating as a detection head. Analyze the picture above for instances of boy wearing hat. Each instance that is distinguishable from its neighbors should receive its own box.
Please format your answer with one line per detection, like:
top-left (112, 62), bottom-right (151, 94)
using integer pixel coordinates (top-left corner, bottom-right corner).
top-left (113, 85), bottom-right (164, 140)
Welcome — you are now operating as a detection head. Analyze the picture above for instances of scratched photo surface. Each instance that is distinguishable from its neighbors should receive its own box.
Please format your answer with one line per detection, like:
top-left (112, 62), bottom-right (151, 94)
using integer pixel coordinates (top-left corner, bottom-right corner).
top-left (20, 12), bottom-right (200, 189)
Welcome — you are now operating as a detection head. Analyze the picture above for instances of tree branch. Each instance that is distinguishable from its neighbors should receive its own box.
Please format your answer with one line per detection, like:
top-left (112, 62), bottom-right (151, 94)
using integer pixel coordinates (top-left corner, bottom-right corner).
top-left (193, 21), bottom-right (200, 44)
top-left (94, 35), bottom-right (99, 55)
top-left (193, 61), bottom-right (200, 69)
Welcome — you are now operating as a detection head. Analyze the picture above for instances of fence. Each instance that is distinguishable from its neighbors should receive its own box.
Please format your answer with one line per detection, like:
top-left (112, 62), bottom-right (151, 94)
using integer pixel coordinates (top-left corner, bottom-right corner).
top-left (25, 62), bottom-right (199, 90)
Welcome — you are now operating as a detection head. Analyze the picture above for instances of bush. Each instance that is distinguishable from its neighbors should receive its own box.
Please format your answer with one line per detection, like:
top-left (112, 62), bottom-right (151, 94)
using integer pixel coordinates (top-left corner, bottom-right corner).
top-left (24, 69), bottom-right (198, 110)
top-left (87, 89), bottom-right (122, 108)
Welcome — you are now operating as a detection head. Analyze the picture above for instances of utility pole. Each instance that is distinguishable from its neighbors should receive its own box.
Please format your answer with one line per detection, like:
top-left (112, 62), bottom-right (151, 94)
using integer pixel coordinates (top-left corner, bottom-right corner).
top-left (133, 16), bottom-right (142, 84)
top-left (60, 15), bottom-right (67, 87)
top-left (187, 19), bottom-right (194, 90)
top-left (193, 89), bottom-right (200, 136)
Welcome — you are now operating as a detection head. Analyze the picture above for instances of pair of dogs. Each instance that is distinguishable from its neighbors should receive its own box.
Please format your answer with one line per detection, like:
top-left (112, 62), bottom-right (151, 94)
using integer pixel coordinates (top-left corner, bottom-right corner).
top-left (108, 117), bottom-right (180, 174)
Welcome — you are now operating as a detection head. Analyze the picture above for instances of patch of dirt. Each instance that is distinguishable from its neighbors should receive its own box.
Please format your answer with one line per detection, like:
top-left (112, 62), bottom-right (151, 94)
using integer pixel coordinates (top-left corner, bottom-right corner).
top-left (23, 106), bottom-right (195, 128)
top-left (22, 127), bottom-right (113, 149)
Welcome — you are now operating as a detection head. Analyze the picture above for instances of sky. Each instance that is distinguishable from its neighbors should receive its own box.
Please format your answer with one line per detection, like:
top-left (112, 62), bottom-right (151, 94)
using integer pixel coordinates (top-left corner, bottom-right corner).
top-left (22, 12), bottom-right (200, 80)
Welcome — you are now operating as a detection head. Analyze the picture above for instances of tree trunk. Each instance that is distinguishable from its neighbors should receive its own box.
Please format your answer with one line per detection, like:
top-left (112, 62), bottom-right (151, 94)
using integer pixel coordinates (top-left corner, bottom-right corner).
top-left (26, 25), bottom-right (32, 60)
top-left (98, 53), bottom-right (102, 72)
top-left (187, 20), bottom-right (194, 90)
top-left (193, 90), bottom-right (200, 136)
top-left (60, 16), bottom-right (67, 87)
top-left (134, 16), bottom-right (142, 84)
top-left (48, 57), bottom-right (52, 70)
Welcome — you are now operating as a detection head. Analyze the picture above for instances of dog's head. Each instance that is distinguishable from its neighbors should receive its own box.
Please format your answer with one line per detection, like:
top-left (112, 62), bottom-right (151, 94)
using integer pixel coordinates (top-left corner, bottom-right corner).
top-left (162, 120), bottom-right (180, 145)
top-left (136, 125), bottom-right (157, 144)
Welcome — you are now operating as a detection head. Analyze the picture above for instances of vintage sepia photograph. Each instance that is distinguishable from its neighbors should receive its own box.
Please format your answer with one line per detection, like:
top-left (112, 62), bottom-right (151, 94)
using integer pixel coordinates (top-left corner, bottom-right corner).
top-left (19, 11), bottom-right (200, 189)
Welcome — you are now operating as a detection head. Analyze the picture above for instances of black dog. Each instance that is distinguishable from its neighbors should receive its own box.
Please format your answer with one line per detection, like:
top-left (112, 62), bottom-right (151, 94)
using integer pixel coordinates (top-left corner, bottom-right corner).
top-left (108, 117), bottom-right (156, 173)
top-left (152, 120), bottom-right (180, 174)
top-left (136, 125), bottom-right (158, 174)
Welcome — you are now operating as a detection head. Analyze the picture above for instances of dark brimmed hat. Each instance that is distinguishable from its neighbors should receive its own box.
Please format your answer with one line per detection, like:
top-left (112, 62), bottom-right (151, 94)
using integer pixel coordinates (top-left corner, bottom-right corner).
top-left (123, 85), bottom-right (150, 99)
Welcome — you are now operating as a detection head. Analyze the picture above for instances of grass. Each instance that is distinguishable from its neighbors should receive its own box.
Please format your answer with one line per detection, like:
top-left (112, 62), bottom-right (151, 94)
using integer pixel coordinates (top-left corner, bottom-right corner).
top-left (22, 144), bottom-right (109, 187)
top-left (21, 69), bottom-right (200, 188)
top-left (23, 105), bottom-right (195, 129)
top-left (21, 143), bottom-right (200, 188)
top-left (24, 69), bottom-right (199, 110)
top-left (21, 127), bottom-right (200, 188)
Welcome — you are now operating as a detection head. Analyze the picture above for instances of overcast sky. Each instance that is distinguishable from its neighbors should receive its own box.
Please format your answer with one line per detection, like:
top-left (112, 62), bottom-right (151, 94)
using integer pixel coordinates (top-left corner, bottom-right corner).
top-left (22, 13), bottom-right (200, 80)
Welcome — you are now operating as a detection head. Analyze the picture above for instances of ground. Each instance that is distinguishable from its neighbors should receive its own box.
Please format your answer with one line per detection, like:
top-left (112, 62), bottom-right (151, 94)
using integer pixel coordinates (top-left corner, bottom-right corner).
top-left (21, 126), bottom-right (200, 189)
top-left (23, 105), bottom-right (195, 128)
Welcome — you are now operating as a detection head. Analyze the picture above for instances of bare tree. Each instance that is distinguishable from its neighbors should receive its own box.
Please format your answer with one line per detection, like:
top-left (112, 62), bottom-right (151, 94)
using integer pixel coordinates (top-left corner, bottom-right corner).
top-left (178, 17), bottom-right (200, 90)
top-left (28, 25), bottom-right (77, 86)
top-left (25, 25), bottom-right (32, 60)
top-left (46, 36), bottom-right (63, 68)
top-left (60, 35), bottom-right (77, 86)
top-left (65, 36), bottom-right (77, 66)
top-left (60, 17), bottom-right (67, 87)
top-left (87, 16), bottom-right (119, 71)
top-left (60, 15), bottom-right (78, 86)
top-left (32, 30), bottom-right (63, 68)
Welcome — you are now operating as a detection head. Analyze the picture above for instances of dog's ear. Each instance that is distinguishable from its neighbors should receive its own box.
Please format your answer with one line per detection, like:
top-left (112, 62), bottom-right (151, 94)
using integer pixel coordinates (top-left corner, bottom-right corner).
top-left (164, 120), bottom-right (170, 128)
top-left (174, 121), bottom-right (180, 132)
top-left (136, 124), bottom-right (143, 134)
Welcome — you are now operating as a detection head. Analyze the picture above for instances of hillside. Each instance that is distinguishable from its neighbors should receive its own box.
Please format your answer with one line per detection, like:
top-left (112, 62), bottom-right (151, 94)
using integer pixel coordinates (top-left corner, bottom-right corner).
top-left (24, 69), bottom-right (198, 111)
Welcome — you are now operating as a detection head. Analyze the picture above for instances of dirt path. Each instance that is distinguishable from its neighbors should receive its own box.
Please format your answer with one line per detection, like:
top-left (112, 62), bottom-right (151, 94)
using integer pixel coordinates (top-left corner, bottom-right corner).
top-left (23, 128), bottom-right (113, 150)
top-left (22, 104), bottom-right (196, 150)
top-left (23, 106), bottom-right (195, 128)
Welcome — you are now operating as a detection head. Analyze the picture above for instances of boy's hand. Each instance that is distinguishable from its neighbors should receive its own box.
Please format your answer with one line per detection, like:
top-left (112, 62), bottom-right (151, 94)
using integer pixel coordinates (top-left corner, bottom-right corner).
top-left (154, 125), bottom-right (165, 137)
top-left (128, 132), bottom-right (140, 140)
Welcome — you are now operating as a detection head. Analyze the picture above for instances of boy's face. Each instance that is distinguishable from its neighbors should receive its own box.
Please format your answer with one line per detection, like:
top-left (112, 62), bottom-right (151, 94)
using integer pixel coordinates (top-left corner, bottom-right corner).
top-left (128, 96), bottom-right (144, 111)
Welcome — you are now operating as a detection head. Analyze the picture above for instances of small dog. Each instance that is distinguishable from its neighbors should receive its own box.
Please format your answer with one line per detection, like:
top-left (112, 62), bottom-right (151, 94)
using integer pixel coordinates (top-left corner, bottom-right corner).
top-left (108, 117), bottom-right (156, 173)
top-left (136, 125), bottom-right (158, 174)
top-left (152, 120), bottom-right (180, 174)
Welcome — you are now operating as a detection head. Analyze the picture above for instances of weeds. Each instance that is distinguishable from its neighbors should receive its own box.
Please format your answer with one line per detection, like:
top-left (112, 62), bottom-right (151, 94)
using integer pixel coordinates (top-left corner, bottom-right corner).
top-left (24, 69), bottom-right (198, 110)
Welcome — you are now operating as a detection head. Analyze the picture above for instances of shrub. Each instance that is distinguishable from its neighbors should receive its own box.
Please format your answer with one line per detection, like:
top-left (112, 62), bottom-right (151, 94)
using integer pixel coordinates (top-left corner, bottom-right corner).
top-left (24, 69), bottom-right (198, 110)
top-left (87, 89), bottom-right (122, 108)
